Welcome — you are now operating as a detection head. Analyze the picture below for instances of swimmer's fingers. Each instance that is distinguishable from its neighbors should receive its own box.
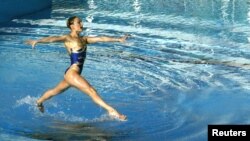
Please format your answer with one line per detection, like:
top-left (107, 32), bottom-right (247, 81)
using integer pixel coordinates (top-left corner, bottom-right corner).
top-left (25, 40), bottom-right (37, 49)
top-left (24, 40), bottom-right (32, 46)
top-left (119, 34), bottom-right (131, 42)
top-left (124, 34), bottom-right (132, 37)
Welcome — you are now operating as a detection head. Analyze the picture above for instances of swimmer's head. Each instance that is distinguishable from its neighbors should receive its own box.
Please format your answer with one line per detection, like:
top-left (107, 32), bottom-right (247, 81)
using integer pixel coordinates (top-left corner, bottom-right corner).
top-left (67, 16), bottom-right (79, 28)
top-left (67, 16), bottom-right (83, 31)
top-left (67, 16), bottom-right (78, 29)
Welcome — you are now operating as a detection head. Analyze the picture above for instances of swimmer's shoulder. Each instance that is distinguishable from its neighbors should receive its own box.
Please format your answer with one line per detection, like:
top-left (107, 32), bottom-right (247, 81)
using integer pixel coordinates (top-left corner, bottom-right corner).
top-left (63, 34), bottom-right (71, 40)
top-left (81, 36), bottom-right (88, 40)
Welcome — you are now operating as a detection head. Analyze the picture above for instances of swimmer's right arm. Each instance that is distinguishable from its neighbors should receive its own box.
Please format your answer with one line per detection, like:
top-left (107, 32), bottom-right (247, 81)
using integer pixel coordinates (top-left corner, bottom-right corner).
top-left (25, 35), bottom-right (67, 48)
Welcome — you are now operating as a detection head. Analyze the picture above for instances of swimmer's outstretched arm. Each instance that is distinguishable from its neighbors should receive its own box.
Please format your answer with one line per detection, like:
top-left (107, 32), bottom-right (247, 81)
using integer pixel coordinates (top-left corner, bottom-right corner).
top-left (25, 35), bottom-right (67, 48)
top-left (85, 34), bottom-right (130, 44)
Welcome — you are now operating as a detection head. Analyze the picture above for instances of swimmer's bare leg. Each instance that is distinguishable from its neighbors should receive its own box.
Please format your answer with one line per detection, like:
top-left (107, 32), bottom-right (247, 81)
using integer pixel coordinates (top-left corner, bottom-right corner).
top-left (64, 69), bottom-right (127, 120)
top-left (36, 79), bottom-right (70, 113)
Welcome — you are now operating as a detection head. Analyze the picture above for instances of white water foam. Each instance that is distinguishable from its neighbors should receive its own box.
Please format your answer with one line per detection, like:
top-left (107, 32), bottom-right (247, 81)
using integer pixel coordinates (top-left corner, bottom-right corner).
top-left (15, 95), bottom-right (120, 123)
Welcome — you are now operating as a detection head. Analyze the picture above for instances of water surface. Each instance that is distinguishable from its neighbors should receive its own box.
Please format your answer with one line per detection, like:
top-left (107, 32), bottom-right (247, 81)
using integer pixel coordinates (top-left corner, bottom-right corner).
top-left (1, 0), bottom-right (250, 140)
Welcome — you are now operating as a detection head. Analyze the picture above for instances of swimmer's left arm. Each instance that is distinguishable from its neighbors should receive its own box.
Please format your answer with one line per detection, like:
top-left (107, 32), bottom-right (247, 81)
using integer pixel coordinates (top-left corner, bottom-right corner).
top-left (84, 34), bottom-right (130, 44)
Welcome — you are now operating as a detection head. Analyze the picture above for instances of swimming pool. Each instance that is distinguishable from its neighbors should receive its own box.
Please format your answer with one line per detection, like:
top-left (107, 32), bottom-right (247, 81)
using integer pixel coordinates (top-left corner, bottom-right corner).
top-left (1, 0), bottom-right (250, 140)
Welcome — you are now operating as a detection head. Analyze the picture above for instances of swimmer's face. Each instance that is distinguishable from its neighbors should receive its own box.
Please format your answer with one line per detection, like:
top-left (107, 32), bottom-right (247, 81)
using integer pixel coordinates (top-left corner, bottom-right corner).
top-left (71, 17), bottom-right (83, 32)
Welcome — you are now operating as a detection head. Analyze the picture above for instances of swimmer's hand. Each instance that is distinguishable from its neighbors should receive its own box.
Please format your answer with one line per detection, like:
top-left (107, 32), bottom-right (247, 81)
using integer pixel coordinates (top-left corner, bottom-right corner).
top-left (119, 34), bottom-right (131, 43)
top-left (25, 40), bottom-right (38, 49)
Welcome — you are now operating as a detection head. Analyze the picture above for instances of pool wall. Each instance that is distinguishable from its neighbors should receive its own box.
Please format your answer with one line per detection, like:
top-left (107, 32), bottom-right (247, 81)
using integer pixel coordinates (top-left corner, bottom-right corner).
top-left (0, 0), bottom-right (52, 23)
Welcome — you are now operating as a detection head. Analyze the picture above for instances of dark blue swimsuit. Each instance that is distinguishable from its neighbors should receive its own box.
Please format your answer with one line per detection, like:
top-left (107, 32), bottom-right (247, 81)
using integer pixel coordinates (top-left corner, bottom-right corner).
top-left (65, 48), bottom-right (87, 74)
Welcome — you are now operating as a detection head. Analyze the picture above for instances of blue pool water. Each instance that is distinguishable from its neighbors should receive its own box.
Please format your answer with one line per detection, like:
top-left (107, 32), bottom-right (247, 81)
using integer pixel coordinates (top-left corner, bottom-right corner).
top-left (1, 0), bottom-right (250, 140)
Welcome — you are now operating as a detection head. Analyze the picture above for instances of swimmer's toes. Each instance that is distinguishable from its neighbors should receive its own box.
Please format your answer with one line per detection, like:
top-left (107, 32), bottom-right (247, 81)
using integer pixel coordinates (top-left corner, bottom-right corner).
top-left (119, 115), bottom-right (127, 121)
top-left (109, 112), bottom-right (127, 121)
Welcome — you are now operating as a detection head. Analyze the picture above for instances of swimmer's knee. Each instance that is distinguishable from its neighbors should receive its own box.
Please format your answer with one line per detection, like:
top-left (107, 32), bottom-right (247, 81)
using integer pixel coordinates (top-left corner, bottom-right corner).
top-left (84, 86), bottom-right (97, 96)
top-left (90, 87), bottom-right (97, 94)
top-left (85, 86), bottom-right (94, 92)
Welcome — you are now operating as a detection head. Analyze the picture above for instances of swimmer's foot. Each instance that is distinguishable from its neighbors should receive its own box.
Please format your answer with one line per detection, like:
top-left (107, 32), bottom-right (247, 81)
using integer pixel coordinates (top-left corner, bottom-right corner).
top-left (36, 102), bottom-right (44, 113)
top-left (108, 110), bottom-right (127, 121)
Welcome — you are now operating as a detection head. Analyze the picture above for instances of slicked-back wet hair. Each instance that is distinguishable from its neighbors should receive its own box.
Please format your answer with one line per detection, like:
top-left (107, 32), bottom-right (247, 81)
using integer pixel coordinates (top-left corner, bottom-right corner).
top-left (67, 16), bottom-right (78, 29)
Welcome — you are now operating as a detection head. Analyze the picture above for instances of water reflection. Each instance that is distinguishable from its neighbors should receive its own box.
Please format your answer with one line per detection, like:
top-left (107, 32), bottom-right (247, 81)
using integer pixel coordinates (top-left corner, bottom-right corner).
top-left (132, 0), bottom-right (142, 28)
top-left (86, 15), bottom-right (94, 23)
top-left (248, 2), bottom-right (250, 22)
top-left (133, 0), bottom-right (141, 13)
top-left (2, 1), bottom-right (250, 141)
top-left (24, 121), bottom-right (114, 141)
top-left (247, 0), bottom-right (250, 42)
top-left (87, 0), bottom-right (97, 10)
